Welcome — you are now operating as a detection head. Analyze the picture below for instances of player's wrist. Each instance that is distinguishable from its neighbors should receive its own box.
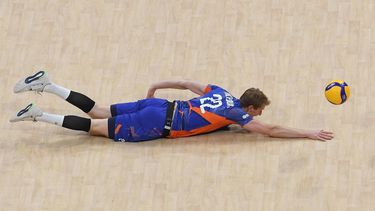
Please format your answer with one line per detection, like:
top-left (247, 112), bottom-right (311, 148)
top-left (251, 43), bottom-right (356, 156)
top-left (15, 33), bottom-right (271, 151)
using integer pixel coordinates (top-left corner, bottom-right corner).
top-left (306, 131), bottom-right (317, 140)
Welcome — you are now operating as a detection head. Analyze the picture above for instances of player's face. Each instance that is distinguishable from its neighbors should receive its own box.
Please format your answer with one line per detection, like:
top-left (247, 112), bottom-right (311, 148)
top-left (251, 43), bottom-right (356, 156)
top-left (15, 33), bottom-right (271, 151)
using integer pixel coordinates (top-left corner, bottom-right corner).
top-left (247, 105), bottom-right (265, 116)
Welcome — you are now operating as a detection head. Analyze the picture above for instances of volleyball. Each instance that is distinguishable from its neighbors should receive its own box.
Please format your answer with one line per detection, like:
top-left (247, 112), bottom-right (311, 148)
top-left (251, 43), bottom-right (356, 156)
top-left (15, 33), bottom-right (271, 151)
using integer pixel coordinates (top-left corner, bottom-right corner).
top-left (324, 80), bottom-right (350, 105)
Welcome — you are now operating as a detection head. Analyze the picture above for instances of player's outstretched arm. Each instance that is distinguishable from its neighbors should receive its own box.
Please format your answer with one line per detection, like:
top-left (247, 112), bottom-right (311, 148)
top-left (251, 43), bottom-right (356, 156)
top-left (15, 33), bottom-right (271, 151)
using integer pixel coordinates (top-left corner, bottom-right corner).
top-left (242, 120), bottom-right (334, 141)
top-left (146, 80), bottom-right (206, 98)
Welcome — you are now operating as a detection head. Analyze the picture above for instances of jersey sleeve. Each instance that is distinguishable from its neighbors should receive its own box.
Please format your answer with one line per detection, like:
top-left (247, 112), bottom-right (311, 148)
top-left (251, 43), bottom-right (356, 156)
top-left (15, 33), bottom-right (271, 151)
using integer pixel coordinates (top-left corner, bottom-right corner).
top-left (203, 84), bottom-right (222, 94)
top-left (226, 108), bottom-right (253, 126)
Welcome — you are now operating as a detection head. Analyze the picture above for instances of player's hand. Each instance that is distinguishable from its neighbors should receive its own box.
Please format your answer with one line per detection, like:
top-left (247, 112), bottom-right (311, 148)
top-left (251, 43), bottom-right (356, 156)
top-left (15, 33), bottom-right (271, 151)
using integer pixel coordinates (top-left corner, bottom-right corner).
top-left (307, 130), bottom-right (334, 142)
top-left (146, 88), bottom-right (156, 98)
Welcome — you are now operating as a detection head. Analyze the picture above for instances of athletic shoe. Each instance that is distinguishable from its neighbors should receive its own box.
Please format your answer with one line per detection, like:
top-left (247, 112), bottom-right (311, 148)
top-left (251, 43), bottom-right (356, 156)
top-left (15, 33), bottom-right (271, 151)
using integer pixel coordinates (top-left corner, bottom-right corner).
top-left (13, 71), bottom-right (51, 93)
top-left (10, 103), bottom-right (43, 122)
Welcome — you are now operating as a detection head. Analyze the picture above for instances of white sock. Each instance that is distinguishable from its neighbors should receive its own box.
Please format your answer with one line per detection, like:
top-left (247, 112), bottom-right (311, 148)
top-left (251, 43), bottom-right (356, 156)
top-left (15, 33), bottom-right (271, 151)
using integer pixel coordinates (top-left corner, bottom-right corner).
top-left (44, 83), bottom-right (71, 100)
top-left (35, 113), bottom-right (64, 126)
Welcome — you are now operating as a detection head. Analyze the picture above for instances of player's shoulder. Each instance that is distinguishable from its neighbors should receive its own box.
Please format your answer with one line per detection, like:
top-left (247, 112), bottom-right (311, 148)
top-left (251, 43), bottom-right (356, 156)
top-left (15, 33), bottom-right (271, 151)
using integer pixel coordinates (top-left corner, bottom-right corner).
top-left (224, 105), bottom-right (253, 125)
top-left (204, 84), bottom-right (228, 93)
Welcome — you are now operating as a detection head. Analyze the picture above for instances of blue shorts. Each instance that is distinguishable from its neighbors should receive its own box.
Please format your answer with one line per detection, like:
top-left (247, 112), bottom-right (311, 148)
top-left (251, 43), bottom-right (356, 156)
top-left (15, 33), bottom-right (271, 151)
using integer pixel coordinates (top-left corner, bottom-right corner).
top-left (108, 98), bottom-right (168, 142)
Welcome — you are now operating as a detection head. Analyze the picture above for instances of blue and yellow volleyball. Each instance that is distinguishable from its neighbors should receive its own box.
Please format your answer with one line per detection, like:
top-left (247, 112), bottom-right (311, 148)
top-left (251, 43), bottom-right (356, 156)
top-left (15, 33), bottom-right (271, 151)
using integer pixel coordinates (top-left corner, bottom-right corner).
top-left (324, 80), bottom-right (350, 105)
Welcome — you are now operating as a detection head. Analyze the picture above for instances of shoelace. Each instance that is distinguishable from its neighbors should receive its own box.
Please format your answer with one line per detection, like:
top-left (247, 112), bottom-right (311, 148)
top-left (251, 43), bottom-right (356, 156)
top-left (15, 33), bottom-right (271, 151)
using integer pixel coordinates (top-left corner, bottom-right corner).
top-left (35, 90), bottom-right (43, 96)
top-left (32, 82), bottom-right (51, 95)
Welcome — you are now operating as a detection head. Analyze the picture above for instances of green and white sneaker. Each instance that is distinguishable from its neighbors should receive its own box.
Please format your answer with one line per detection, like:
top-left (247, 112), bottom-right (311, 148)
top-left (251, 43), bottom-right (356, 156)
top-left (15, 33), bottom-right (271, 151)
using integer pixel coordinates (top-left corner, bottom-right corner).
top-left (10, 103), bottom-right (43, 122)
top-left (13, 71), bottom-right (51, 93)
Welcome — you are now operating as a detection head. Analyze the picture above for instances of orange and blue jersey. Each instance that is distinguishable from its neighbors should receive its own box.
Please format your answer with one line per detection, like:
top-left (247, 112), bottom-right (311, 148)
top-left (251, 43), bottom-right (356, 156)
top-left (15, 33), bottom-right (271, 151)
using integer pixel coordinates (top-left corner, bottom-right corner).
top-left (169, 84), bottom-right (252, 138)
top-left (108, 85), bottom-right (252, 142)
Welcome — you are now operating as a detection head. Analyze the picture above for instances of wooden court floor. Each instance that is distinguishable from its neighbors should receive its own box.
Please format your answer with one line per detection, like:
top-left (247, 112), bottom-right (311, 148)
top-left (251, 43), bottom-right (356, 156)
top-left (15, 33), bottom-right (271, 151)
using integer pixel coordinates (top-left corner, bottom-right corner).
top-left (1, 0), bottom-right (374, 210)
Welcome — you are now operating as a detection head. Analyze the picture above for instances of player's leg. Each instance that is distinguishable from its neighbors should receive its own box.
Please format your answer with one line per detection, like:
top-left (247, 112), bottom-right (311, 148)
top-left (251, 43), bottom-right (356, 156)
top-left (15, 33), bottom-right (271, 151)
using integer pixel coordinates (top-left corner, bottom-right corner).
top-left (110, 98), bottom-right (168, 116)
top-left (88, 98), bottom-right (168, 119)
top-left (109, 99), bottom-right (169, 142)
top-left (13, 71), bottom-right (111, 119)
top-left (10, 102), bottom-right (168, 142)
top-left (10, 103), bottom-right (110, 138)
top-left (87, 104), bottom-right (111, 119)
top-left (89, 119), bottom-right (108, 137)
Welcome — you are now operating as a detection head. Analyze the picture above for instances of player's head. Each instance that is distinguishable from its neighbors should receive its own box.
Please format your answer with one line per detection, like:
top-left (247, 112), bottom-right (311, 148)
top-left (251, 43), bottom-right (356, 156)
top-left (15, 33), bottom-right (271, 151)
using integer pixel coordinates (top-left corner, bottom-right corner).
top-left (240, 88), bottom-right (270, 116)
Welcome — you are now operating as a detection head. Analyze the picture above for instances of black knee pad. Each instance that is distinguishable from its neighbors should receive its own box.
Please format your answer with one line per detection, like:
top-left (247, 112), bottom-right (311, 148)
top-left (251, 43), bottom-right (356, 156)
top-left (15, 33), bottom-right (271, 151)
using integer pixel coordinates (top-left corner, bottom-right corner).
top-left (66, 91), bottom-right (95, 113)
top-left (62, 115), bottom-right (91, 132)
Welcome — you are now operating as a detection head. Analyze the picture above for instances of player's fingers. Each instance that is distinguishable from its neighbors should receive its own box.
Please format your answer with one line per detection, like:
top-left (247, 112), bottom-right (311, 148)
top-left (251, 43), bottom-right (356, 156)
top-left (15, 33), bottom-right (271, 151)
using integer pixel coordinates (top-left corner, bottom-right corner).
top-left (321, 131), bottom-right (334, 139)
top-left (316, 137), bottom-right (327, 142)
top-left (319, 133), bottom-right (333, 139)
top-left (319, 133), bottom-right (333, 140)
top-left (319, 130), bottom-right (333, 137)
top-left (321, 131), bottom-right (334, 136)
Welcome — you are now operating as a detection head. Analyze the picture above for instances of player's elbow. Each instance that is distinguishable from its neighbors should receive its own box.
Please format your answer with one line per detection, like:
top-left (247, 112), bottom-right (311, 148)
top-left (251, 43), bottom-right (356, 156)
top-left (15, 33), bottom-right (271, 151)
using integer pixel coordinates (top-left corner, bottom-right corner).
top-left (180, 80), bottom-right (204, 95)
top-left (266, 125), bottom-right (281, 137)
top-left (177, 80), bottom-right (190, 89)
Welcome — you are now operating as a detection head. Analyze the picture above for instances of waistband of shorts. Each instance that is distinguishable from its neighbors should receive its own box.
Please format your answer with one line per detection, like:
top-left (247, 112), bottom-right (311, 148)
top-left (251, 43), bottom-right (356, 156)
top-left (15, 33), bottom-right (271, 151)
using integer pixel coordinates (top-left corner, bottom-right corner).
top-left (162, 101), bottom-right (176, 137)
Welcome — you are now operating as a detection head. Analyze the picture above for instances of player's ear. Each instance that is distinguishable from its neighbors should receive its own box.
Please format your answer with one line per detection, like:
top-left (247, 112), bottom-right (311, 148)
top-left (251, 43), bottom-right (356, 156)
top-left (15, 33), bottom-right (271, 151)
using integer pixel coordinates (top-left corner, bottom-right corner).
top-left (247, 105), bottom-right (254, 112)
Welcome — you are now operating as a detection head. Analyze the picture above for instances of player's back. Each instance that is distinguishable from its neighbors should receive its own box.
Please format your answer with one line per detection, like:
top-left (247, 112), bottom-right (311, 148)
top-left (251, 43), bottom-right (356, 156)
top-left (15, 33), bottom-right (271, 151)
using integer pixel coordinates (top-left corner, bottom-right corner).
top-left (169, 85), bottom-right (252, 138)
